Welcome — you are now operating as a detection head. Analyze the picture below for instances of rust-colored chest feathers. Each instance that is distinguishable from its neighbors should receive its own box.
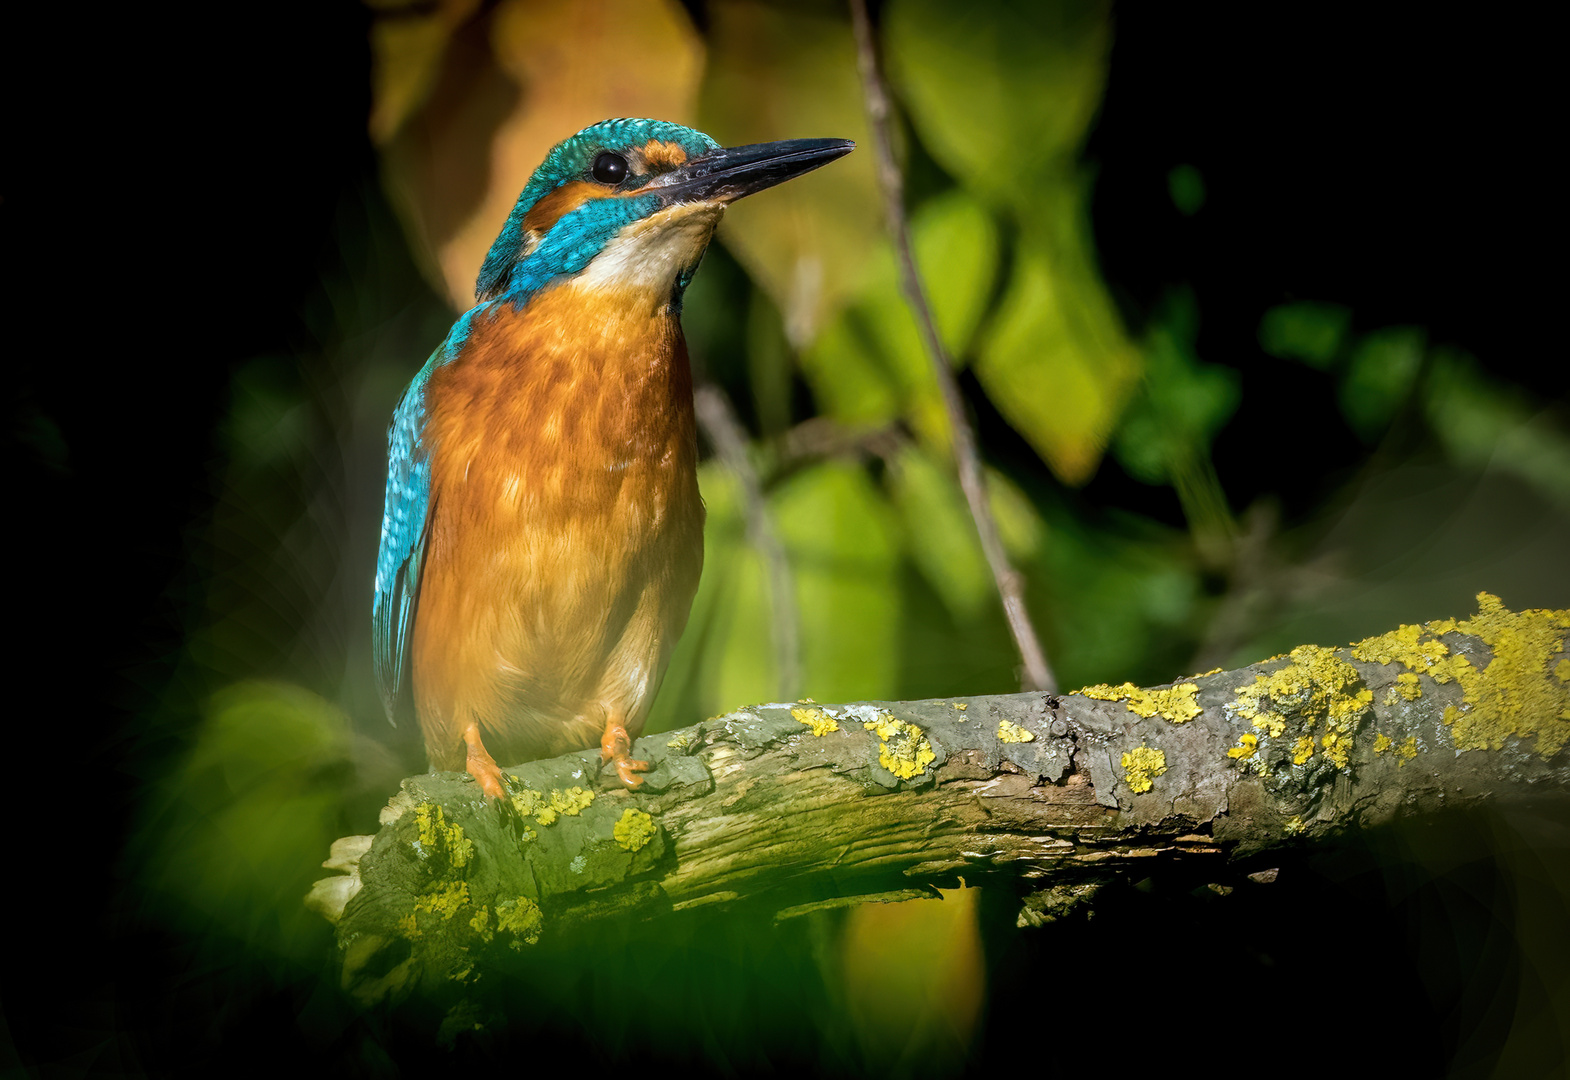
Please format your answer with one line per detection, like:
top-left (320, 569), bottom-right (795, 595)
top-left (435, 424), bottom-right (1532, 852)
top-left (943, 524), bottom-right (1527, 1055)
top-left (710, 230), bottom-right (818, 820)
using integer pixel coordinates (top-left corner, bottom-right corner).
top-left (411, 286), bottom-right (704, 773)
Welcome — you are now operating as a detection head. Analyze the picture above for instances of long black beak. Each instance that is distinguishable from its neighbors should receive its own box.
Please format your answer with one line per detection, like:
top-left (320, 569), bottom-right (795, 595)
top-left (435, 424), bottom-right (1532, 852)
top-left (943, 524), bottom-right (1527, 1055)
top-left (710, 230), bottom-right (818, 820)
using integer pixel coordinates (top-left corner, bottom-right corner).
top-left (650, 138), bottom-right (855, 204)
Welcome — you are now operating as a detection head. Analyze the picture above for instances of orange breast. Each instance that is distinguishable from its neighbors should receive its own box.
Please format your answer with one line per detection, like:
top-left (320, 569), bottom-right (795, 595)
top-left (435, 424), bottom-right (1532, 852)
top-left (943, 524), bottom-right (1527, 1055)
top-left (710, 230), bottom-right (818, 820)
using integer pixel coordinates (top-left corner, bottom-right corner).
top-left (410, 284), bottom-right (704, 770)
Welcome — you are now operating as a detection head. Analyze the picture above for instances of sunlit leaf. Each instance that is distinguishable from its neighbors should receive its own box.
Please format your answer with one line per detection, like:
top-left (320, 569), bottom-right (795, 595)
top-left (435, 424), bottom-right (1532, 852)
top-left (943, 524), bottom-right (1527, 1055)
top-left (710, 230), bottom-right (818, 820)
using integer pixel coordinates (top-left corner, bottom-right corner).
top-left (697, 0), bottom-right (881, 344)
top-left (886, 0), bottom-right (1136, 483)
top-left (373, 0), bottom-right (705, 308)
top-left (975, 202), bottom-right (1142, 485)
top-left (884, 0), bottom-right (1110, 209)
top-left (798, 191), bottom-right (999, 450)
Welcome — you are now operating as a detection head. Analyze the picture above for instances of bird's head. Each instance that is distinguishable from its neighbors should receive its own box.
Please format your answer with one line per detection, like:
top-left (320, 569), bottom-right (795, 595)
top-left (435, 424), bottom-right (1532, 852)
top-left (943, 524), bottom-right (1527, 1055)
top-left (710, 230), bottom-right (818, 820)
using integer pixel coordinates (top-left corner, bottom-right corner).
top-left (475, 118), bottom-right (853, 310)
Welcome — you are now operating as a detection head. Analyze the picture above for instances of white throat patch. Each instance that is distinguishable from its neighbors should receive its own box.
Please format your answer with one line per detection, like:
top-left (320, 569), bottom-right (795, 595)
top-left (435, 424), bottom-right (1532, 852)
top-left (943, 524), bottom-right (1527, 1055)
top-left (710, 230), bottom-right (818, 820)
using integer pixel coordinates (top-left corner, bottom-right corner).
top-left (571, 202), bottom-right (725, 296)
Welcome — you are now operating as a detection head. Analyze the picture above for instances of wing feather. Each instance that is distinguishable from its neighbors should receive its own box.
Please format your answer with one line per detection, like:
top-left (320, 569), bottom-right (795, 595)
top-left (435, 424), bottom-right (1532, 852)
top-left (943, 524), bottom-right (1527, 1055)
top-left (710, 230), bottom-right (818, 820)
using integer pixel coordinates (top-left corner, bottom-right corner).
top-left (372, 306), bottom-right (486, 723)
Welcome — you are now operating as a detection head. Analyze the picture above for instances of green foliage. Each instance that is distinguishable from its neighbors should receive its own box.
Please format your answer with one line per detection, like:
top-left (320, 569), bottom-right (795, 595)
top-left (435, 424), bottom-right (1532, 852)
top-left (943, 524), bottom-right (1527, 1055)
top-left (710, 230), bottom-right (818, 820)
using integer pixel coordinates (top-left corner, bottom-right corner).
top-left (799, 190), bottom-right (999, 450)
top-left (1167, 164), bottom-right (1206, 216)
top-left (1258, 301), bottom-right (1351, 368)
top-left (141, 682), bottom-right (352, 967)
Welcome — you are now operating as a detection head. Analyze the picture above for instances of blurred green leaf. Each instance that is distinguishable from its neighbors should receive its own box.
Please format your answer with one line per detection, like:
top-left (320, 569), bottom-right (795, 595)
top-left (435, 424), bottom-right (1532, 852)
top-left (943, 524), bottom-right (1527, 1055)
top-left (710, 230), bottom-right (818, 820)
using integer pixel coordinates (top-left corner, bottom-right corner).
top-left (1425, 350), bottom-right (1570, 507)
top-left (887, 0), bottom-right (1135, 484)
top-left (649, 459), bottom-right (906, 727)
top-left (975, 204), bottom-right (1142, 484)
top-left (889, 443), bottom-right (992, 620)
top-left (986, 467), bottom-right (1047, 562)
top-left (885, 0), bottom-right (1110, 208)
top-left (1339, 326), bottom-right (1425, 441)
top-left (1167, 164), bottom-right (1206, 216)
top-left (799, 190), bottom-right (1000, 451)
top-left (1036, 514), bottom-right (1199, 687)
top-left (698, 0), bottom-right (881, 343)
top-left (145, 682), bottom-right (352, 965)
top-left (1259, 301), bottom-right (1352, 368)
top-left (777, 460), bottom-right (904, 701)
top-left (1114, 291), bottom-right (1241, 485)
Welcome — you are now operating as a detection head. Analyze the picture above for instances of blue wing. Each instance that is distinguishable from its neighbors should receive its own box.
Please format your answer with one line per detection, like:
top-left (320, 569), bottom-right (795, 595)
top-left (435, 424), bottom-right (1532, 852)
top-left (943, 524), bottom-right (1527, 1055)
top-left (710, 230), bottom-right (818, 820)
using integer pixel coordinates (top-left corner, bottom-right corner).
top-left (373, 306), bottom-right (486, 723)
top-left (372, 355), bottom-right (435, 724)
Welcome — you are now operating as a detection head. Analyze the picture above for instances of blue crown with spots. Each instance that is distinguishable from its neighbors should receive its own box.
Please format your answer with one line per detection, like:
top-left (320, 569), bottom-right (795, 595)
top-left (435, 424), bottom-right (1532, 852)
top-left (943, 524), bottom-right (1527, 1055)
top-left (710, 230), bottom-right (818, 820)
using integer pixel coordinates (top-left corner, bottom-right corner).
top-left (475, 119), bottom-right (721, 303)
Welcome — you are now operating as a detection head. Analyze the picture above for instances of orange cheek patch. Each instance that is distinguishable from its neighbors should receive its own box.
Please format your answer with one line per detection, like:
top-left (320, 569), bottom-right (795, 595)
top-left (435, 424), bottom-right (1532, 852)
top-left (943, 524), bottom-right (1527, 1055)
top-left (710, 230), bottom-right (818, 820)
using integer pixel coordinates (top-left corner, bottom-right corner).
top-left (640, 140), bottom-right (690, 170)
top-left (522, 181), bottom-right (610, 234)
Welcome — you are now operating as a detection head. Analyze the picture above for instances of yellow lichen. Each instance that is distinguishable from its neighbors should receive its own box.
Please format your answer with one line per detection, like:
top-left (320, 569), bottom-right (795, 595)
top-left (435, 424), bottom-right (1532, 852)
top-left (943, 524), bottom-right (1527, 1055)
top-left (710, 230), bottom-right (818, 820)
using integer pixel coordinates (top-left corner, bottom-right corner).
top-left (510, 788), bottom-right (546, 820)
top-left (1227, 733), bottom-right (1258, 760)
top-left (997, 720), bottom-right (1035, 744)
top-left (413, 802), bottom-right (473, 867)
top-left (1396, 736), bottom-right (1419, 765)
top-left (1284, 816), bottom-right (1306, 835)
top-left (792, 706), bottom-right (839, 737)
top-left (863, 714), bottom-right (937, 779)
top-left (666, 733), bottom-right (690, 750)
top-left (952, 702), bottom-right (968, 711)
top-left (1291, 736), bottom-right (1315, 765)
top-left (1230, 644), bottom-right (1371, 766)
top-left (1353, 621), bottom-right (1454, 671)
top-left (614, 808), bottom-right (657, 853)
top-left (1445, 594), bottom-right (1570, 757)
top-left (468, 905), bottom-right (491, 939)
top-left (548, 787), bottom-right (595, 817)
top-left (1079, 681), bottom-right (1203, 723)
top-left (510, 786), bottom-right (593, 827)
top-left (399, 881), bottom-right (472, 939)
top-left (495, 897), bottom-right (543, 946)
top-left (1352, 595), bottom-right (1570, 758)
top-left (1392, 671), bottom-right (1423, 701)
top-left (1373, 733), bottom-right (1393, 753)
top-left (1121, 745), bottom-right (1167, 793)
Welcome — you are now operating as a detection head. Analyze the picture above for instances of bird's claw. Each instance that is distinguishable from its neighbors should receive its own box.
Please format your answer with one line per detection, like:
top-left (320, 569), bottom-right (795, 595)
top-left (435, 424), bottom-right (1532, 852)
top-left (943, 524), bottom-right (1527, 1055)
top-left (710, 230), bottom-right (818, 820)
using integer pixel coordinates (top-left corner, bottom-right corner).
top-left (464, 722), bottom-right (509, 799)
top-left (601, 723), bottom-right (650, 789)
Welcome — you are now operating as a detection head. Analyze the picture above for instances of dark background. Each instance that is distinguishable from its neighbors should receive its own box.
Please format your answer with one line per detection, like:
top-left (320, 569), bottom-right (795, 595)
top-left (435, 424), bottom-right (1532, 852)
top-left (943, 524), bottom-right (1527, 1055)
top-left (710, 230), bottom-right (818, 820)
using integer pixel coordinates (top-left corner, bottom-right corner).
top-left (7, 2), bottom-right (1564, 1075)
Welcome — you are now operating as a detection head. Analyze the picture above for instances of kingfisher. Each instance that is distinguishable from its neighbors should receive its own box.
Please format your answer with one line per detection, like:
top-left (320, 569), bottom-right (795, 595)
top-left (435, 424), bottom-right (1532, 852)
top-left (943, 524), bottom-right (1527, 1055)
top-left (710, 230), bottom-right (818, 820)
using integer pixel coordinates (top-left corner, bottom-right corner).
top-left (374, 118), bottom-right (853, 797)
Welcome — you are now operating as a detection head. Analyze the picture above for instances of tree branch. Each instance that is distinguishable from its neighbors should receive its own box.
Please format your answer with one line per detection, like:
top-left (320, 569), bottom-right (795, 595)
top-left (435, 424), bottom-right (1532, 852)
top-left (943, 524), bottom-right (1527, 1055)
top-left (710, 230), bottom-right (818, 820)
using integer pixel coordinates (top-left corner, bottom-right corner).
top-left (846, 0), bottom-right (1056, 693)
top-left (311, 596), bottom-right (1569, 1009)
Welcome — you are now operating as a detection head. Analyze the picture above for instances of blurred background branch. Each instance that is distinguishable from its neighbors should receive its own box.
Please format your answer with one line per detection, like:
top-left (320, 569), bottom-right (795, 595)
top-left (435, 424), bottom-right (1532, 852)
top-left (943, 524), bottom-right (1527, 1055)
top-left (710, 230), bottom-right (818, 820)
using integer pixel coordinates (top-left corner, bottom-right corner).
top-left (849, 0), bottom-right (1055, 694)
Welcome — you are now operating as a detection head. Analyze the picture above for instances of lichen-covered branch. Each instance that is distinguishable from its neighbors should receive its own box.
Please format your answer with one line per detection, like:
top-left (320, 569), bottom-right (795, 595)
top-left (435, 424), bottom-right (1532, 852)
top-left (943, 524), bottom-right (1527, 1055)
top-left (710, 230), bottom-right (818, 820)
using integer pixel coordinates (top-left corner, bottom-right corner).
top-left (311, 594), bottom-right (1569, 1007)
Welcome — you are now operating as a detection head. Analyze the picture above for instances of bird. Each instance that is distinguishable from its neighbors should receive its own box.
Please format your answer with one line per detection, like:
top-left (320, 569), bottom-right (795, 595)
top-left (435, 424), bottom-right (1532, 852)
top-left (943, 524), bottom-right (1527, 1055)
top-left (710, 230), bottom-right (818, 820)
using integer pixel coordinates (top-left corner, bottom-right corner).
top-left (373, 118), bottom-right (853, 798)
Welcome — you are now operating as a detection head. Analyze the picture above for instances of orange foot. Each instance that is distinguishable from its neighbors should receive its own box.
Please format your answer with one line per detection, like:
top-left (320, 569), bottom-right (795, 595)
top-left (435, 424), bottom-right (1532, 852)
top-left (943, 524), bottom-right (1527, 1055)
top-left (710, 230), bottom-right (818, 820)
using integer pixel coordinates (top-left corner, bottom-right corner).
top-left (600, 722), bottom-right (651, 789)
top-left (463, 721), bottom-right (508, 799)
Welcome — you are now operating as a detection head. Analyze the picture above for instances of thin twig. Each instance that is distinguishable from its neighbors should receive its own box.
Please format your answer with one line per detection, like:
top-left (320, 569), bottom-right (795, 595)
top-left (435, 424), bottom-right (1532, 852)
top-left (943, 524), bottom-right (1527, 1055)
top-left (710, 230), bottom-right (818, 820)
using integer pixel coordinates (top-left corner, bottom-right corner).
top-left (694, 383), bottom-right (802, 699)
top-left (847, 0), bottom-right (1056, 693)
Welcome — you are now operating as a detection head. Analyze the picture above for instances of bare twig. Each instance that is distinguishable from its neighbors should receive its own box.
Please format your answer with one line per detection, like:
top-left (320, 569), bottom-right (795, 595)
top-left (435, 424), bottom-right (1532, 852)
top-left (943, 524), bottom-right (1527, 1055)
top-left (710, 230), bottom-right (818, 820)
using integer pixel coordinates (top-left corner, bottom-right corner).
top-left (847, 0), bottom-right (1055, 693)
top-left (694, 383), bottom-right (802, 699)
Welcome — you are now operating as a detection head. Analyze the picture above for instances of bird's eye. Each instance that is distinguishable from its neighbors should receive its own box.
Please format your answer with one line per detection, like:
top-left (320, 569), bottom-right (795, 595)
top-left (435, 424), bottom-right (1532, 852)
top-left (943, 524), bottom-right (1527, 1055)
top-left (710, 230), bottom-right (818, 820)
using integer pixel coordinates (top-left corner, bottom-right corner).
top-left (591, 152), bottom-right (628, 185)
